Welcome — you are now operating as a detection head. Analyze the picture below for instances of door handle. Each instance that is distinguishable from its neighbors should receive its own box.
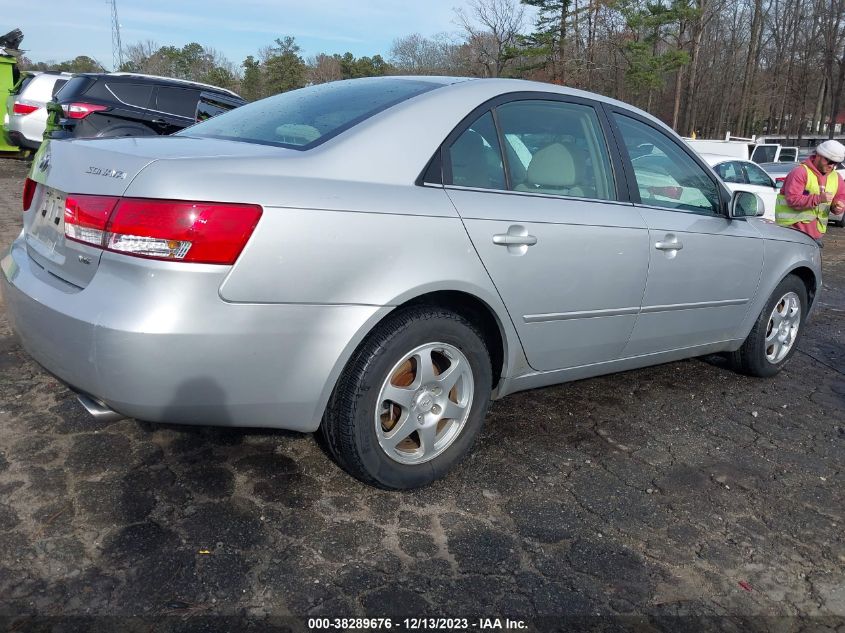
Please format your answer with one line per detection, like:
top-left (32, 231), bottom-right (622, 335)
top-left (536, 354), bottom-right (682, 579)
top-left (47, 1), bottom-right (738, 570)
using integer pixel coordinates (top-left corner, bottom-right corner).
top-left (150, 118), bottom-right (168, 127)
top-left (493, 225), bottom-right (537, 255)
top-left (493, 234), bottom-right (538, 246)
top-left (655, 238), bottom-right (683, 251)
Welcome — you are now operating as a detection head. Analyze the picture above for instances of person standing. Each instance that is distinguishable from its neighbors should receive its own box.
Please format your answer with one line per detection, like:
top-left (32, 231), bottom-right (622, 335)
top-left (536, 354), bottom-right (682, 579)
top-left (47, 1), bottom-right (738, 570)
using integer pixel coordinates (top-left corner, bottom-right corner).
top-left (775, 139), bottom-right (845, 247)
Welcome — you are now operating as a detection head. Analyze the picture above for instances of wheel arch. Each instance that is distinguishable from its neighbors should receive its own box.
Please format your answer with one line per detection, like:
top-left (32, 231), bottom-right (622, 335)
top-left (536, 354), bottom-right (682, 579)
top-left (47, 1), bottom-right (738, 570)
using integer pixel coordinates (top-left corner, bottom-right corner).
top-left (313, 283), bottom-right (527, 431)
top-left (787, 265), bottom-right (818, 309)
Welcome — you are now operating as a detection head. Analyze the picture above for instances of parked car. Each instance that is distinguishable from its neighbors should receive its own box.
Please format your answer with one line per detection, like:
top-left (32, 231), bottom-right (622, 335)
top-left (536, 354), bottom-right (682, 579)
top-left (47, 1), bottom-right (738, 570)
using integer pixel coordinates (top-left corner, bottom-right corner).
top-left (759, 161), bottom-right (845, 227)
top-left (44, 72), bottom-right (244, 141)
top-left (700, 153), bottom-right (778, 221)
top-left (4, 70), bottom-right (72, 149)
top-left (3, 77), bottom-right (822, 489)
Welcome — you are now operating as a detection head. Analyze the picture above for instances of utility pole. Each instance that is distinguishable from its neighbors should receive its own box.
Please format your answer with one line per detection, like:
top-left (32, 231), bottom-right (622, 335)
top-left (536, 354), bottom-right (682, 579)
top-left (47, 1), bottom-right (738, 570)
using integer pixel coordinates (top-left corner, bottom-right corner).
top-left (109, 0), bottom-right (124, 71)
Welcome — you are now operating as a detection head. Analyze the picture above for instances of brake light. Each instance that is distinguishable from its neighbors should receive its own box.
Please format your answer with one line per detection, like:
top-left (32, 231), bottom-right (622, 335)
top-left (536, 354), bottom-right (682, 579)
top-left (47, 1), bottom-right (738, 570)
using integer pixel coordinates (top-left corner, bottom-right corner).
top-left (62, 103), bottom-right (108, 119)
top-left (775, 177), bottom-right (786, 183)
top-left (63, 196), bottom-right (262, 265)
top-left (64, 195), bottom-right (119, 246)
top-left (13, 103), bottom-right (38, 115)
top-left (23, 178), bottom-right (37, 211)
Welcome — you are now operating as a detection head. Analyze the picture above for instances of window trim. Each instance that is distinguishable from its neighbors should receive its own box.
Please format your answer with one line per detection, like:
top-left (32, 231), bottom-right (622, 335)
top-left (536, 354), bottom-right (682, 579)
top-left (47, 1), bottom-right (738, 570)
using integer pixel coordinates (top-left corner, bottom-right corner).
top-left (604, 105), bottom-right (730, 217)
top-left (418, 91), bottom-right (629, 203)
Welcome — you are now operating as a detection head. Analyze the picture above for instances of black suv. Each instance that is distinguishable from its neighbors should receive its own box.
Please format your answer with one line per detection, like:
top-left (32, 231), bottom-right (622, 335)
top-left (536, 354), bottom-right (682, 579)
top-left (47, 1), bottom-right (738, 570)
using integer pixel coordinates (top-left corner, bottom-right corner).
top-left (45, 73), bottom-right (245, 140)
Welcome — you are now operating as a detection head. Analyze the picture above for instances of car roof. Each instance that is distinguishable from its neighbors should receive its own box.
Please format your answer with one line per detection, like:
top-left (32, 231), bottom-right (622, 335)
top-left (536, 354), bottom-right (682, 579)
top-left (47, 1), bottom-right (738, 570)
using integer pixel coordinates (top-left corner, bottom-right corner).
top-left (75, 72), bottom-right (242, 99)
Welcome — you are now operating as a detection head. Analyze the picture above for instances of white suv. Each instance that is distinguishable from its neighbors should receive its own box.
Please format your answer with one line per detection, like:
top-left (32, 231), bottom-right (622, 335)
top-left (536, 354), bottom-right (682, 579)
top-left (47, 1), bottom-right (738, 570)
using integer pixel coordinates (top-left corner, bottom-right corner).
top-left (4, 71), bottom-right (73, 150)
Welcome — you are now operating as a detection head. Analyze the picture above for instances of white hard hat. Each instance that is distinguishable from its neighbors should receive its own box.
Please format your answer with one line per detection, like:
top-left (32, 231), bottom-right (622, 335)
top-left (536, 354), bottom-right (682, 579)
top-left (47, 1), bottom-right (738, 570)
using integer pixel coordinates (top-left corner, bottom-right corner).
top-left (816, 139), bottom-right (845, 163)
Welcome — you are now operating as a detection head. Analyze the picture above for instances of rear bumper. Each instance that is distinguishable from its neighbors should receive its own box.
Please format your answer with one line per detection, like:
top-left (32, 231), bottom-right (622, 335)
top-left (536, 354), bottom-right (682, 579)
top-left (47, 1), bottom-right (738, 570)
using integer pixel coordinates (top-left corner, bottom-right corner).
top-left (7, 129), bottom-right (40, 150)
top-left (1, 236), bottom-right (385, 431)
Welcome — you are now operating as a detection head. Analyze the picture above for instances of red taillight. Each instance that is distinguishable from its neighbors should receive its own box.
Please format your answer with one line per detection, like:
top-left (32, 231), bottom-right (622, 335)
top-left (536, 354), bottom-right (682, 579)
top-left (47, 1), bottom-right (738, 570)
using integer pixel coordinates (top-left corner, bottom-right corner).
top-left (776, 177), bottom-right (786, 183)
top-left (23, 178), bottom-right (37, 212)
top-left (62, 103), bottom-right (108, 119)
top-left (64, 195), bottom-right (120, 246)
top-left (63, 196), bottom-right (262, 265)
top-left (13, 103), bottom-right (39, 115)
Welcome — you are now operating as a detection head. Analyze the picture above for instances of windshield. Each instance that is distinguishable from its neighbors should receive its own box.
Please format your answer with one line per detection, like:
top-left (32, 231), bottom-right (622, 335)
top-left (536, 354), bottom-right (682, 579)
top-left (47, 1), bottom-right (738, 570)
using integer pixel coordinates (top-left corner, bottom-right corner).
top-left (178, 77), bottom-right (442, 150)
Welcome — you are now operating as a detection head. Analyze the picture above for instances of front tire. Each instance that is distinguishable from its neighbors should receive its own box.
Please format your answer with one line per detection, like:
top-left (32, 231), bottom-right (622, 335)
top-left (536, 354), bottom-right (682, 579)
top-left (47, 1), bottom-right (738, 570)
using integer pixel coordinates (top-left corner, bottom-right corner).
top-left (322, 306), bottom-right (493, 489)
top-left (730, 275), bottom-right (807, 377)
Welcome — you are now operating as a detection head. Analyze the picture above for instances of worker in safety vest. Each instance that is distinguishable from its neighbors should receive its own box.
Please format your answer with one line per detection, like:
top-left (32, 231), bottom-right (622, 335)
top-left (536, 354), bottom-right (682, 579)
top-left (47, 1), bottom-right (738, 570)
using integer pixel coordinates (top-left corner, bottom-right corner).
top-left (775, 139), bottom-right (845, 247)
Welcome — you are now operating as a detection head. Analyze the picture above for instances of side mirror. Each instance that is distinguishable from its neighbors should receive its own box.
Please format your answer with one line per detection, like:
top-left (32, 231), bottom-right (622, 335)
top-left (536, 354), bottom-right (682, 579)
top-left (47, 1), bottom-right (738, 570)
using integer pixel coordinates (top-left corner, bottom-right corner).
top-left (729, 190), bottom-right (764, 218)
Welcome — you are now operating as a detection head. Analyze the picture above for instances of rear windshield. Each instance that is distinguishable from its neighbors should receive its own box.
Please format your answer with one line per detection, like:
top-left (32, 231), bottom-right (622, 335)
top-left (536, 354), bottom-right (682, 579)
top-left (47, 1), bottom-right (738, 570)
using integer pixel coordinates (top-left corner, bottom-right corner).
top-left (178, 78), bottom-right (441, 149)
top-left (12, 73), bottom-right (37, 96)
top-left (54, 76), bottom-right (93, 101)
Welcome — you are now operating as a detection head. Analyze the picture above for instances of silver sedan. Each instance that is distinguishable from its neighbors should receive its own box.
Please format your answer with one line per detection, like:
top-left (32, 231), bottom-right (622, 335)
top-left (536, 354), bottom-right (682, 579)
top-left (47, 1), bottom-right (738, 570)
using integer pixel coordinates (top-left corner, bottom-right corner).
top-left (1, 76), bottom-right (822, 488)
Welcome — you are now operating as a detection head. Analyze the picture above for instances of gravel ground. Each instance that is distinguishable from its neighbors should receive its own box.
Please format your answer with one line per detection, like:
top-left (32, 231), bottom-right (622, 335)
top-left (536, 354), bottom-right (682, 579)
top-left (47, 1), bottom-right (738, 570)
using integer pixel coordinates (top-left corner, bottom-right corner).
top-left (0, 157), bottom-right (843, 632)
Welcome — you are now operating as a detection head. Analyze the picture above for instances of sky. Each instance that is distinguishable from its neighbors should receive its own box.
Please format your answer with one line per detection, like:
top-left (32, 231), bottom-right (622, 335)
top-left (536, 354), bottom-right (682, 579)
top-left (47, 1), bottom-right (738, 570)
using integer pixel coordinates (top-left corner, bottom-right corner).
top-left (12, 0), bottom-right (499, 70)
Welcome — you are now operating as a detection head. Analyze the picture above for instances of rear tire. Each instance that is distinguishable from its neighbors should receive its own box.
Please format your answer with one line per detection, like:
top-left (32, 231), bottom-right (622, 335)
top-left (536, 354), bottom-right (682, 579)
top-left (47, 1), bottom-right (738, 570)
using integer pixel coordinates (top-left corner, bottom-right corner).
top-left (321, 306), bottom-right (492, 489)
top-left (729, 275), bottom-right (807, 377)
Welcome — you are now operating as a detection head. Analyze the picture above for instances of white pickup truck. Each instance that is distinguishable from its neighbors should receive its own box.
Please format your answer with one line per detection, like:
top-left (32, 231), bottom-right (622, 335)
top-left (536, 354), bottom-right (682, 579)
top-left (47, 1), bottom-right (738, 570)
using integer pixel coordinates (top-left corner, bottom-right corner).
top-left (684, 136), bottom-right (799, 164)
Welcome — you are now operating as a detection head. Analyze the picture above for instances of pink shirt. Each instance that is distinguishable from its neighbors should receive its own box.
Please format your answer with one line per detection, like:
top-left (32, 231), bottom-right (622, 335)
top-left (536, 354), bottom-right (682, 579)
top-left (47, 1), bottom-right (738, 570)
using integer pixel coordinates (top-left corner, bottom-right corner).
top-left (781, 158), bottom-right (845, 239)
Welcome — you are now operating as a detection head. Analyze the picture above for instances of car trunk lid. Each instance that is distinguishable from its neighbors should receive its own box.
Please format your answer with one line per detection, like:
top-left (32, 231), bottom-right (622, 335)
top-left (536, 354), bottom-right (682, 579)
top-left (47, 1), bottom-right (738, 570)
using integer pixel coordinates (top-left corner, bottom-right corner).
top-left (24, 137), bottom-right (281, 288)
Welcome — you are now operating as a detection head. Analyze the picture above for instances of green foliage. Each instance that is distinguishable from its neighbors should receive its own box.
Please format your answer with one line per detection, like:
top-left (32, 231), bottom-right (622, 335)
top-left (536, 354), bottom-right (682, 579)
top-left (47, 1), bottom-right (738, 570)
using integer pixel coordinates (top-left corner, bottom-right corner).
top-left (118, 41), bottom-right (239, 90)
top-left (517, 0), bottom-right (570, 77)
top-left (334, 52), bottom-right (392, 79)
top-left (241, 55), bottom-right (264, 101)
top-left (263, 36), bottom-right (307, 95)
top-left (26, 55), bottom-right (104, 73)
top-left (615, 0), bottom-right (694, 96)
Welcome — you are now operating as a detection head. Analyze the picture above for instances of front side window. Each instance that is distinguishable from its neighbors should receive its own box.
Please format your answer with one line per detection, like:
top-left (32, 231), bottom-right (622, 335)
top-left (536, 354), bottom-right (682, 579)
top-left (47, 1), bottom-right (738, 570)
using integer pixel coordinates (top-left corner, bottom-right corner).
top-left (181, 78), bottom-right (442, 149)
top-left (445, 111), bottom-right (505, 190)
top-left (745, 162), bottom-right (775, 187)
top-left (614, 114), bottom-right (720, 214)
top-left (497, 100), bottom-right (614, 200)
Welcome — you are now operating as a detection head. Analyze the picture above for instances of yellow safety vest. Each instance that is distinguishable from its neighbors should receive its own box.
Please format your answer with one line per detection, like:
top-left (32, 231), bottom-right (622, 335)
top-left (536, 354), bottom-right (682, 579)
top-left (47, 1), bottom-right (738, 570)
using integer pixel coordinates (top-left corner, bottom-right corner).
top-left (775, 165), bottom-right (838, 234)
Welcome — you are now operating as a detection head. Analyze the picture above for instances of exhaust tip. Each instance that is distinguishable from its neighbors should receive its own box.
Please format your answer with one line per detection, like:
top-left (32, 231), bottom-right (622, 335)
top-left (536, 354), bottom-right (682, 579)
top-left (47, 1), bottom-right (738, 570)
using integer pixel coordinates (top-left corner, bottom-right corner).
top-left (76, 393), bottom-right (126, 423)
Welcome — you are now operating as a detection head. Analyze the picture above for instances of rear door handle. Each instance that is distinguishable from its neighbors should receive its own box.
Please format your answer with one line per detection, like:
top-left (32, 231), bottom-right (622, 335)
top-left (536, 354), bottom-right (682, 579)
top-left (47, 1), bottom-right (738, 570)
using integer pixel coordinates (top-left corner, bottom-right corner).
top-left (493, 225), bottom-right (537, 255)
top-left (493, 234), bottom-right (538, 246)
top-left (655, 238), bottom-right (683, 251)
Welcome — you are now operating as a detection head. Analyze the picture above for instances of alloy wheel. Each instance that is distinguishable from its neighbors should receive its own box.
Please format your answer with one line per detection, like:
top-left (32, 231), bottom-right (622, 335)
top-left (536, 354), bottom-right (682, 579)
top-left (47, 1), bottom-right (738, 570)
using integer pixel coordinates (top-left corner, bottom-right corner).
top-left (764, 291), bottom-right (801, 364)
top-left (375, 342), bottom-right (474, 465)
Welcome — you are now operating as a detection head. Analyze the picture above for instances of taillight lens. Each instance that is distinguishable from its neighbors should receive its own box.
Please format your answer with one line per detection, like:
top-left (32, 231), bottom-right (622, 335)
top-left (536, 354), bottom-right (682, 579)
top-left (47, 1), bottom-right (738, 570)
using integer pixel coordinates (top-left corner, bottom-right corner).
top-left (62, 103), bottom-right (108, 119)
top-left (13, 103), bottom-right (39, 115)
top-left (63, 196), bottom-right (262, 265)
top-left (64, 195), bottom-right (119, 246)
top-left (23, 178), bottom-right (37, 211)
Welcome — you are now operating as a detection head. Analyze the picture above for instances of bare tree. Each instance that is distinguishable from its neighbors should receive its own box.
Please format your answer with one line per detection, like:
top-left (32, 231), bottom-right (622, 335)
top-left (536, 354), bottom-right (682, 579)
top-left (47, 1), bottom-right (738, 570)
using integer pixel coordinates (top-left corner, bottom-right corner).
top-left (308, 53), bottom-right (343, 84)
top-left (454, 0), bottom-right (525, 76)
top-left (389, 33), bottom-right (466, 74)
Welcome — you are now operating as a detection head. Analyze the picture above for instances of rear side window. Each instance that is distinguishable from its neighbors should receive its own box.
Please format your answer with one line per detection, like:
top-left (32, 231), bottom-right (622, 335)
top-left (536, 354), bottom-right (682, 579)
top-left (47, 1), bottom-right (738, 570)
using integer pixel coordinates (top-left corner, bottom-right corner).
top-left (106, 83), bottom-right (153, 108)
top-left (715, 161), bottom-right (744, 183)
top-left (497, 100), bottom-right (615, 200)
top-left (155, 87), bottom-right (200, 118)
top-left (445, 111), bottom-right (505, 190)
top-left (180, 78), bottom-right (442, 149)
top-left (751, 145), bottom-right (777, 163)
